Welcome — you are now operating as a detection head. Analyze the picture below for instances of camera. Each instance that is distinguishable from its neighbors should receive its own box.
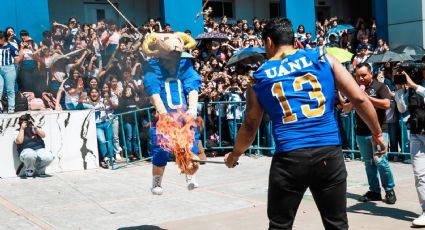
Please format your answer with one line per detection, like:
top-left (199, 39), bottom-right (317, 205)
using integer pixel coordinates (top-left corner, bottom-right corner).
top-left (18, 114), bottom-right (34, 127)
top-left (393, 74), bottom-right (407, 85)
top-left (394, 61), bottom-right (425, 85)
top-left (229, 87), bottom-right (239, 93)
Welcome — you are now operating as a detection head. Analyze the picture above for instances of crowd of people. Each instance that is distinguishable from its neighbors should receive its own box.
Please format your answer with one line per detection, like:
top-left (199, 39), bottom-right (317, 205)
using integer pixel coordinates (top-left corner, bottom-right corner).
top-left (0, 14), bottom-right (410, 167)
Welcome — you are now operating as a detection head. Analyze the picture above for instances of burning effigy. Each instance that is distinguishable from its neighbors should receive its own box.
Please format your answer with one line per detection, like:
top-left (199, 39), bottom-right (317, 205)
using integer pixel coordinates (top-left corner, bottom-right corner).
top-left (141, 31), bottom-right (202, 194)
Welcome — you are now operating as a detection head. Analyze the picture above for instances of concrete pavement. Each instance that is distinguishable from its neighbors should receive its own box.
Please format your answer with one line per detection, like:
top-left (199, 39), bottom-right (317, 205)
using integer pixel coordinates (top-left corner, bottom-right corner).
top-left (0, 156), bottom-right (420, 230)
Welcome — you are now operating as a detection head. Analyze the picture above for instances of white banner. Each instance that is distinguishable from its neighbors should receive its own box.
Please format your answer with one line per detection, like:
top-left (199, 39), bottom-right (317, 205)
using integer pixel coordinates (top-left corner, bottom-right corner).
top-left (0, 110), bottom-right (99, 178)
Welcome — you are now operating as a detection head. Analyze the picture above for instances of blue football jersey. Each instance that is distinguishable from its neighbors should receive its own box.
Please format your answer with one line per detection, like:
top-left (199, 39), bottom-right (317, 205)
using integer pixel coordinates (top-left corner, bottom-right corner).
top-left (253, 49), bottom-right (341, 152)
top-left (143, 58), bottom-right (201, 112)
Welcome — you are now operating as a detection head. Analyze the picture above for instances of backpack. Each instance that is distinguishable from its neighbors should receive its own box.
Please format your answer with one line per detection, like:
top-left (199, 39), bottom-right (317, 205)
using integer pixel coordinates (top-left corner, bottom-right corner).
top-left (1, 92), bottom-right (29, 112)
top-left (408, 88), bottom-right (425, 133)
top-left (22, 92), bottom-right (35, 101)
top-left (42, 92), bottom-right (60, 110)
top-left (28, 98), bottom-right (46, 111)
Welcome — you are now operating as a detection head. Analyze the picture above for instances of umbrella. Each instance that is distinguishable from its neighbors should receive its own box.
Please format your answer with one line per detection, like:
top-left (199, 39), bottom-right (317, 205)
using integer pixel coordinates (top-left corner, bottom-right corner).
top-left (392, 45), bottom-right (425, 60)
top-left (227, 47), bottom-right (266, 66)
top-left (195, 32), bottom-right (229, 41)
top-left (326, 47), bottom-right (354, 63)
top-left (326, 24), bottom-right (355, 35)
top-left (366, 50), bottom-right (413, 63)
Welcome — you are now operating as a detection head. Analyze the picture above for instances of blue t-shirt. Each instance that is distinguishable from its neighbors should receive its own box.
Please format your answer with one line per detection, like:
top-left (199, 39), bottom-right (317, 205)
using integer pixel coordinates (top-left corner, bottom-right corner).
top-left (143, 58), bottom-right (201, 112)
top-left (253, 49), bottom-right (341, 152)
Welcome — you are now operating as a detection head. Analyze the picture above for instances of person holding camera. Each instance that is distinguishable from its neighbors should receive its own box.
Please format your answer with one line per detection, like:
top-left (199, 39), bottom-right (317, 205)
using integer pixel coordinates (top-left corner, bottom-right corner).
top-left (224, 78), bottom-right (244, 144)
top-left (394, 69), bottom-right (425, 226)
top-left (15, 114), bottom-right (54, 177)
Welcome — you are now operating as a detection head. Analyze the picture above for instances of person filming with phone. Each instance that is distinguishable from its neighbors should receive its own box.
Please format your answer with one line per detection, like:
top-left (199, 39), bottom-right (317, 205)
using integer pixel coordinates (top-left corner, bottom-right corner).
top-left (394, 60), bottom-right (425, 227)
top-left (15, 114), bottom-right (54, 178)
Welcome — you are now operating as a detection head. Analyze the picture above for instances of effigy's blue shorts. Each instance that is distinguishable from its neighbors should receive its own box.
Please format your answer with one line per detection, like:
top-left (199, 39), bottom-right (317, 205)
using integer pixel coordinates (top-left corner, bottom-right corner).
top-left (150, 126), bottom-right (199, 167)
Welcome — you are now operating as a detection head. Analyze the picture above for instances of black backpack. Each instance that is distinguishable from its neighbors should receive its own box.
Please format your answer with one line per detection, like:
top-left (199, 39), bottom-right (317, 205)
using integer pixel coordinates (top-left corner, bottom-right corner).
top-left (408, 89), bottom-right (425, 133)
top-left (1, 92), bottom-right (29, 112)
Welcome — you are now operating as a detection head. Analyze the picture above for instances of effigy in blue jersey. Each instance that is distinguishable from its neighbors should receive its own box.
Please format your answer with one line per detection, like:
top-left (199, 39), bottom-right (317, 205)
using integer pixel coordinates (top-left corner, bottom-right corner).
top-left (253, 49), bottom-right (341, 153)
top-left (142, 55), bottom-right (201, 170)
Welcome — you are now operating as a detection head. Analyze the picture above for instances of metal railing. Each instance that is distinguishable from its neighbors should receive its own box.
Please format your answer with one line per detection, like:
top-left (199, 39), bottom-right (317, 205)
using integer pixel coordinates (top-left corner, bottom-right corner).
top-left (109, 103), bottom-right (411, 169)
top-left (339, 110), bottom-right (410, 160)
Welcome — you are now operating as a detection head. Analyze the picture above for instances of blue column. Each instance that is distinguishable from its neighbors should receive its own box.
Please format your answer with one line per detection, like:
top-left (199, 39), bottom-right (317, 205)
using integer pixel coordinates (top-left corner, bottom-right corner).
top-left (160, 0), bottom-right (204, 37)
top-left (372, 0), bottom-right (388, 42)
top-left (280, 0), bottom-right (316, 38)
top-left (0, 0), bottom-right (50, 42)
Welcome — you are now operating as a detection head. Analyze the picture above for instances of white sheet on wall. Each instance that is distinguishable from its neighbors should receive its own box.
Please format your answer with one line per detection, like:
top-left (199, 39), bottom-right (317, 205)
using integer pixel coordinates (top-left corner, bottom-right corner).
top-left (0, 110), bottom-right (99, 178)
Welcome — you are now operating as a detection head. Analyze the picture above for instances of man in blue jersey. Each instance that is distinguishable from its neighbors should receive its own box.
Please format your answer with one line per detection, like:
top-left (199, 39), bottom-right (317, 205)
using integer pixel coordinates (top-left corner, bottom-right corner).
top-left (142, 32), bottom-right (201, 195)
top-left (0, 31), bottom-right (22, 113)
top-left (224, 18), bottom-right (386, 230)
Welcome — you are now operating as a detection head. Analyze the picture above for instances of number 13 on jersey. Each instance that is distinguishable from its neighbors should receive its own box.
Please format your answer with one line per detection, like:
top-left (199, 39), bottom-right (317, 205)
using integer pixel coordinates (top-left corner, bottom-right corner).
top-left (271, 73), bottom-right (326, 123)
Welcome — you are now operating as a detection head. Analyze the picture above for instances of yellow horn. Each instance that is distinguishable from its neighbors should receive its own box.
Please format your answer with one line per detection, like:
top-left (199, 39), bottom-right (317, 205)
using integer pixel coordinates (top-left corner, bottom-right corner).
top-left (142, 33), bottom-right (159, 56)
top-left (176, 32), bottom-right (197, 50)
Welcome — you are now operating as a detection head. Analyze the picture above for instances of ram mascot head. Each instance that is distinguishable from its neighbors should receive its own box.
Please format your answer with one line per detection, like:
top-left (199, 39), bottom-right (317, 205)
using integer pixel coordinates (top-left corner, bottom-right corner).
top-left (142, 32), bottom-right (197, 60)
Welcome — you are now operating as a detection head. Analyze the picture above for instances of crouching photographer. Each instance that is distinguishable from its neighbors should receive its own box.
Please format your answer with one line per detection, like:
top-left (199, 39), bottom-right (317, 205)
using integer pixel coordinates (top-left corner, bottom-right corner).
top-left (394, 63), bottom-right (425, 227)
top-left (15, 114), bottom-right (54, 178)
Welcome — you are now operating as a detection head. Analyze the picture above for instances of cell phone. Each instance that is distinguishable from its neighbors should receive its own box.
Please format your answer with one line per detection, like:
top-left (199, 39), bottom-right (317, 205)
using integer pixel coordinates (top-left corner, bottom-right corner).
top-left (393, 74), bottom-right (407, 85)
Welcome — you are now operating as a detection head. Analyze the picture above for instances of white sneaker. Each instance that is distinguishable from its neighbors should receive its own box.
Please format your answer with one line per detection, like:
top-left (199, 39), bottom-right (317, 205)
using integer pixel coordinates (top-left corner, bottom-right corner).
top-left (151, 186), bottom-right (163, 195)
top-left (25, 170), bottom-right (34, 177)
top-left (186, 175), bottom-right (199, 191)
top-left (413, 212), bottom-right (425, 226)
top-left (115, 153), bottom-right (123, 162)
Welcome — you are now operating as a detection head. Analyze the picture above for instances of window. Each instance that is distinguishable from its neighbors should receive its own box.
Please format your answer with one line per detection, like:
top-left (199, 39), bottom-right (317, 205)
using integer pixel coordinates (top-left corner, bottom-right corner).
top-left (96, 9), bottom-right (105, 21)
top-left (270, 2), bottom-right (280, 18)
top-left (204, 0), bottom-right (234, 18)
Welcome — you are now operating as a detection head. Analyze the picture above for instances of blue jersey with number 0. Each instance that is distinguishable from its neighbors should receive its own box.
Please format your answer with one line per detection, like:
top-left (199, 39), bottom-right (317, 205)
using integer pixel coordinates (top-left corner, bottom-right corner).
top-left (253, 49), bottom-right (341, 153)
top-left (143, 58), bottom-right (201, 112)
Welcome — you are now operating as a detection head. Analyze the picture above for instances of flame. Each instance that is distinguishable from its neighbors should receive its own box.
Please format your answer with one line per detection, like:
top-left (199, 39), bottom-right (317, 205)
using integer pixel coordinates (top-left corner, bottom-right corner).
top-left (156, 111), bottom-right (202, 175)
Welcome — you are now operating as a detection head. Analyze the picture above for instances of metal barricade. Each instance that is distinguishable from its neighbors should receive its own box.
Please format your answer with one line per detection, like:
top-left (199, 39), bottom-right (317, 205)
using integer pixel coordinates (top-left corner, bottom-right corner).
top-left (111, 101), bottom-right (276, 169)
top-left (199, 101), bottom-right (275, 155)
top-left (110, 104), bottom-right (410, 169)
top-left (340, 111), bottom-right (410, 160)
top-left (111, 106), bottom-right (154, 170)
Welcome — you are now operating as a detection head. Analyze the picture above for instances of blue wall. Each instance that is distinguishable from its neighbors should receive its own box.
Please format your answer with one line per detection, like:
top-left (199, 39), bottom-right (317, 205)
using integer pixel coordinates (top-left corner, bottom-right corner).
top-left (372, 0), bottom-right (389, 41)
top-left (0, 0), bottom-right (50, 43)
top-left (160, 0), bottom-right (204, 37)
top-left (280, 0), bottom-right (316, 38)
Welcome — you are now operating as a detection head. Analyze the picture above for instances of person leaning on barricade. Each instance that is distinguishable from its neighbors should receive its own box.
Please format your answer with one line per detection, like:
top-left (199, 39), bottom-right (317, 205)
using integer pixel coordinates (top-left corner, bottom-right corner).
top-left (393, 62), bottom-right (425, 227)
top-left (15, 114), bottom-right (54, 178)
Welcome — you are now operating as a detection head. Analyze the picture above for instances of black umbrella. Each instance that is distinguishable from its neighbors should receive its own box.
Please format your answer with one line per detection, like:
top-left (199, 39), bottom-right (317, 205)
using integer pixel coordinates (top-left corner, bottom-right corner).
top-left (392, 45), bottom-right (425, 60)
top-left (366, 50), bottom-right (413, 63)
top-left (195, 32), bottom-right (229, 41)
top-left (227, 47), bottom-right (266, 66)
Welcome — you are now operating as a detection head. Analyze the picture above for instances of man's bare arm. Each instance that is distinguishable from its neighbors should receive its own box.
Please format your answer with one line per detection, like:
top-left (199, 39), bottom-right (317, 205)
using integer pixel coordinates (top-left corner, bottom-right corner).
top-left (329, 54), bottom-right (382, 135)
top-left (232, 87), bottom-right (264, 157)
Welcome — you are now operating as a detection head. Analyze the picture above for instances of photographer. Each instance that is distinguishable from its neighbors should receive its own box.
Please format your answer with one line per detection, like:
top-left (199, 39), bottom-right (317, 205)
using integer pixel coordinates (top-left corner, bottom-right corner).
top-left (224, 78), bottom-right (245, 144)
top-left (394, 66), bottom-right (425, 227)
top-left (15, 114), bottom-right (54, 178)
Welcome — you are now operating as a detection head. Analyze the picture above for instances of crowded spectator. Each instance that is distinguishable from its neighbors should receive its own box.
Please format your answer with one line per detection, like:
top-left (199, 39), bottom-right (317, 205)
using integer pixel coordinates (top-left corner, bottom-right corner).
top-left (60, 68), bottom-right (93, 110)
top-left (117, 85), bottom-right (140, 161)
top-left (88, 88), bottom-right (114, 168)
top-left (0, 31), bottom-right (22, 113)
